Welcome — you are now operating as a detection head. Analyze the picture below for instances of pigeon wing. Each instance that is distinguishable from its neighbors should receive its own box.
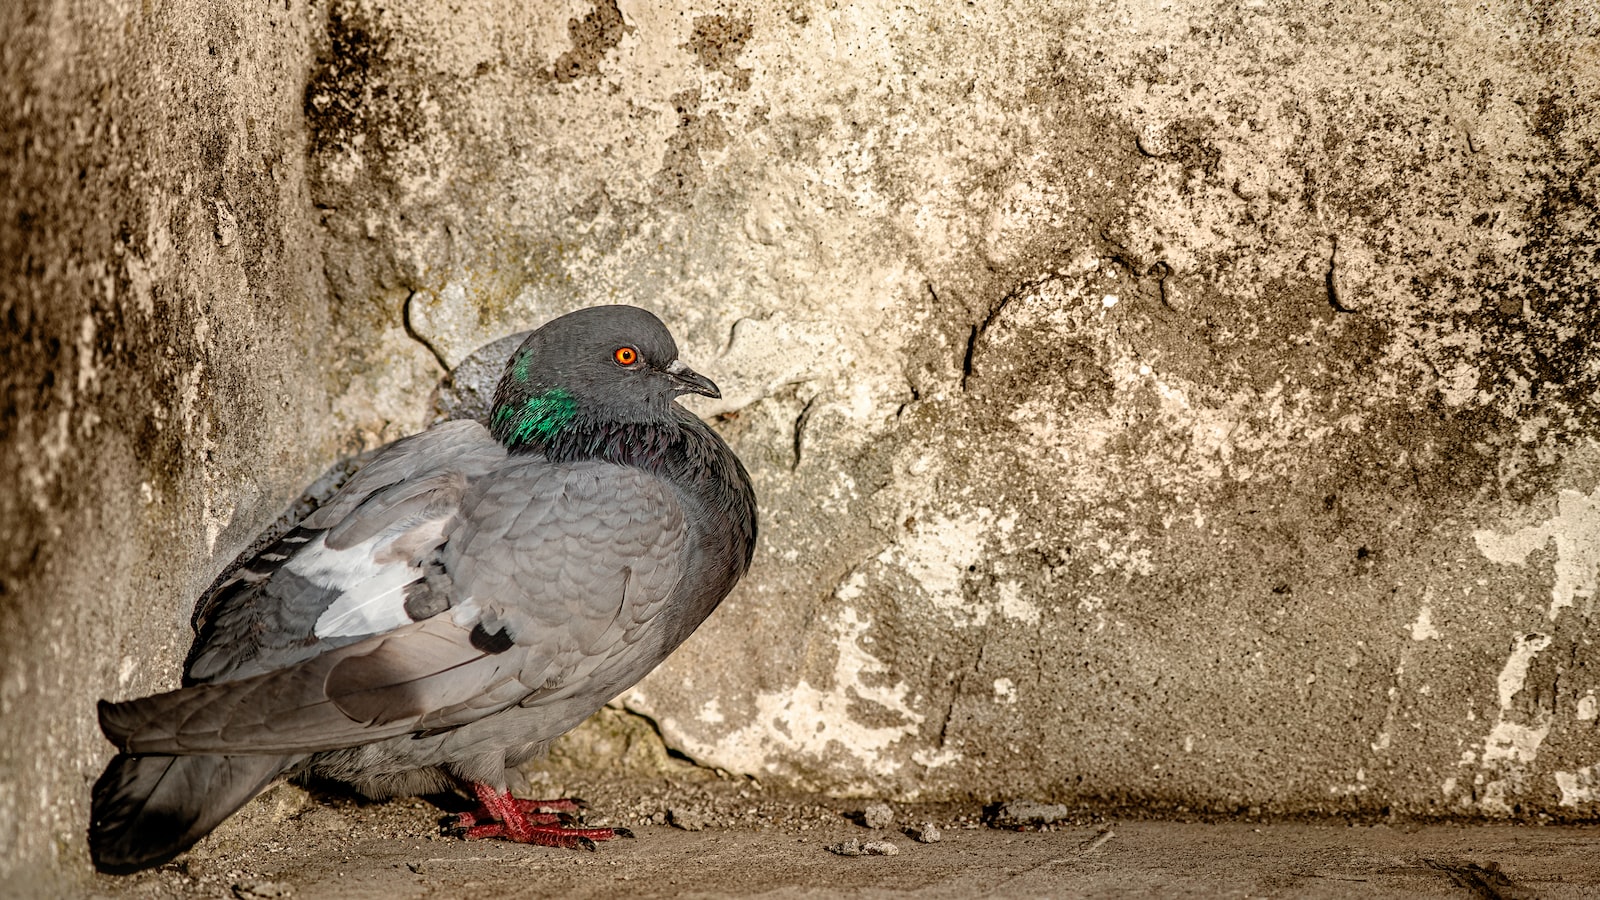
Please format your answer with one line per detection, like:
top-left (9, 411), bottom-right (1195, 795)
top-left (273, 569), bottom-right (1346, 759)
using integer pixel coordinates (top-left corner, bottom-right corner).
top-left (100, 460), bottom-right (687, 755)
top-left (184, 420), bottom-right (505, 685)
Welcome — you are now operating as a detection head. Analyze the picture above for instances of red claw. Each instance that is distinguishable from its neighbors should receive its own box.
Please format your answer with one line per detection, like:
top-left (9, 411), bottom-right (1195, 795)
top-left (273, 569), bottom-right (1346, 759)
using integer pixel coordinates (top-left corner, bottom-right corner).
top-left (448, 783), bottom-right (632, 849)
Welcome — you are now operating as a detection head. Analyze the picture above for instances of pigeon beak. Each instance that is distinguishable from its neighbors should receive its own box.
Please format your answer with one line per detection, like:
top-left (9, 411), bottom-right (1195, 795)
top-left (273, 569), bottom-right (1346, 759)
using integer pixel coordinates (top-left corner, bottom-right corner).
top-left (665, 358), bottom-right (721, 399)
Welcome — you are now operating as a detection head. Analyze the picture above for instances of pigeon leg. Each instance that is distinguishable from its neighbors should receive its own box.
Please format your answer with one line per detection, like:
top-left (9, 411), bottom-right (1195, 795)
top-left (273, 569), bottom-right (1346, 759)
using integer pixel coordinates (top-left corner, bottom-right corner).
top-left (449, 792), bottom-right (578, 829)
top-left (506, 796), bottom-right (585, 815)
top-left (451, 783), bottom-right (633, 850)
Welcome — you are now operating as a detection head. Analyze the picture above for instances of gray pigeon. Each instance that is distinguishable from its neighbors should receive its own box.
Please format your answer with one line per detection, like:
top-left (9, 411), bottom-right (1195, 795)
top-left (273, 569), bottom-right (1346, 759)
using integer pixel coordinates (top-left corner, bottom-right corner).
top-left (90, 305), bottom-right (757, 873)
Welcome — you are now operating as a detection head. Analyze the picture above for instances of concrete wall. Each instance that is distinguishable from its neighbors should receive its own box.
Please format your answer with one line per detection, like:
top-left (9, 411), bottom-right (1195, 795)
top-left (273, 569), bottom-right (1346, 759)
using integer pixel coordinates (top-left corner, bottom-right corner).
top-left (3, 0), bottom-right (1597, 889)
top-left (0, 0), bottom-right (440, 890)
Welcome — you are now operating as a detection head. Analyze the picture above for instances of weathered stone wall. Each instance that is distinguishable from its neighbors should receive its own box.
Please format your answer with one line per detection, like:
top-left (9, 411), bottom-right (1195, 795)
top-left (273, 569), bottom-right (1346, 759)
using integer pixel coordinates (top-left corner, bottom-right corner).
top-left (3, 0), bottom-right (1597, 889)
top-left (317, 0), bottom-right (1600, 816)
top-left (0, 0), bottom-right (436, 890)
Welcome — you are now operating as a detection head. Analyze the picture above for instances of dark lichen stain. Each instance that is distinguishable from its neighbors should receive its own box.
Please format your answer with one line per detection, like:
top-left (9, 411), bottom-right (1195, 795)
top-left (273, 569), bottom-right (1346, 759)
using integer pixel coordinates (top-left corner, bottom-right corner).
top-left (685, 15), bottom-right (754, 90)
top-left (304, 0), bottom-right (479, 200)
top-left (302, 0), bottom-right (446, 301)
top-left (305, 0), bottom-right (391, 159)
top-left (1445, 91), bottom-right (1600, 459)
top-left (1136, 117), bottom-right (1223, 184)
top-left (552, 0), bottom-right (631, 84)
top-left (653, 88), bottom-right (730, 202)
top-left (646, 16), bottom-right (754, 201)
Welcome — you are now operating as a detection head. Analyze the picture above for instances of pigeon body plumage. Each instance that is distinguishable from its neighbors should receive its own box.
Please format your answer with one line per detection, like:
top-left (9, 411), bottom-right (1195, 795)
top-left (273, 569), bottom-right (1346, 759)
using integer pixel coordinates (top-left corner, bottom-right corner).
top-left (91, 305), bottom-right (757, 873)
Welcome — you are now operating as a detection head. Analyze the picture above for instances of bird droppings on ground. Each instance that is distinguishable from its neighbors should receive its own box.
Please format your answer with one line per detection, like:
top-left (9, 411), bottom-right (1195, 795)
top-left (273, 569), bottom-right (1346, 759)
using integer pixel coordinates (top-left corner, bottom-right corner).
top-left (231, 878), bottom-right (293, 899)
top-left (824, 839), bottom-right (860, 857)
top-left (1079, 827), bottom-right (1115, 852)
top-left (906, 822), bottom-right (943, 844)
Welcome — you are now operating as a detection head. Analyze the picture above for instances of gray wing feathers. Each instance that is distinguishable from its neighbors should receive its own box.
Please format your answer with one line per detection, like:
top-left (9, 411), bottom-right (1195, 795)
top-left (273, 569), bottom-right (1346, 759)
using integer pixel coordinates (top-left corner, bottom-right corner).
top-left (299, 420), bottom-right (500, 531)
top-left (328, 621), bottom-right (546, 731)
top-left (320, 471), bottom-right (465, 553)
top-left (187, 422), bottom-right (505, 684)
top-left (106, 459), bottom-right (689, 758)
top-left (101, 617), bottom-right (527, 754)
top-left (90, 752), bottom-right (293, 873)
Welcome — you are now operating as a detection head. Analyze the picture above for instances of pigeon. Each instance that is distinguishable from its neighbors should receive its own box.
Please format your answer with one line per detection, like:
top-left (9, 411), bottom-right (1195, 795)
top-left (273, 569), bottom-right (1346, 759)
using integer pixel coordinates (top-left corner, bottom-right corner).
top-left (90, 305), bottom-right (758, 874)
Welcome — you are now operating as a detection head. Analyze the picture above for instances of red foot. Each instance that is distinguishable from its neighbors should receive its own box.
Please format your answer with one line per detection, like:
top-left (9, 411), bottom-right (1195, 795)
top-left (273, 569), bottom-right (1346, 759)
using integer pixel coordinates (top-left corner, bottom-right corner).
top-left (451, 794), bottom-right (581, 828)
top-left (447, 783), bottom-right (633, 850)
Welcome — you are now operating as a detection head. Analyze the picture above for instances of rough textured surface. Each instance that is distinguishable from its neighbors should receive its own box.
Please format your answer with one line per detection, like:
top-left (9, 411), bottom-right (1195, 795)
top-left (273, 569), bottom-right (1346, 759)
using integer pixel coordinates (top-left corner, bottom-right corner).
top-left (3, 0), bottom-right (1598, 892)
top-left (63, 775), bottom-right (1600, 899)
top-left (0, 0), bottom-right (436, 892)
top-left (330, 0), bottom-right (1599, 818)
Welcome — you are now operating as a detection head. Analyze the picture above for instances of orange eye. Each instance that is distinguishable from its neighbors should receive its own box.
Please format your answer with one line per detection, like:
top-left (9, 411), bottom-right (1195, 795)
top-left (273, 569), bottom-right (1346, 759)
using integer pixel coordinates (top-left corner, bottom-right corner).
top-left (613, 346), bottom-right (638, 366)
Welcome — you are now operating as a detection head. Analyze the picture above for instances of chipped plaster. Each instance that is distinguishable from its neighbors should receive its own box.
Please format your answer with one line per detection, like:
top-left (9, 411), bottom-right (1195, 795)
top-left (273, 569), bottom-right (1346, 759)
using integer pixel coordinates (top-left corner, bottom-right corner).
top-left (1465, 485), bottom-right (1600, 814)
top-left (1474, 488), bottom-right (1600, 620)
top-left (1556, 762), bottom-right (1600, 807)
top-left (632, 606), bottom-right (934, 792)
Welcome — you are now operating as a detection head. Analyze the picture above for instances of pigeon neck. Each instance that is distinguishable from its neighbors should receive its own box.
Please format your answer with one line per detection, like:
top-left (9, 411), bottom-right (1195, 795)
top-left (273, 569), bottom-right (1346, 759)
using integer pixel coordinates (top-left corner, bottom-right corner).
top-left (491, 387), bottom-right (683, 469)
top-left (490, 388), bottom-right (579, 448)
top-left (537, 418), bottom-right (683, 470)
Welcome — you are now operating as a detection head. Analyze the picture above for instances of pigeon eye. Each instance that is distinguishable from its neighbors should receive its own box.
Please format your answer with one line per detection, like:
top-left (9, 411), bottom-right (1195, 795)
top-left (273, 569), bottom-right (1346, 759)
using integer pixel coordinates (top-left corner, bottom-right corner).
top-left (613, 346), bottom-right (638, 366)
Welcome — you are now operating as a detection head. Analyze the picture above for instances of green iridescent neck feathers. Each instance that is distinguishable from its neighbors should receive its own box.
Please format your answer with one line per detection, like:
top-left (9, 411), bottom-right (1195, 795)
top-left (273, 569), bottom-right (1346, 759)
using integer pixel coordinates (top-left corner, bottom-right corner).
top-left (490, 387), bottom-right (577, 447)
top-left (484, 306), bottom-right (724, 458)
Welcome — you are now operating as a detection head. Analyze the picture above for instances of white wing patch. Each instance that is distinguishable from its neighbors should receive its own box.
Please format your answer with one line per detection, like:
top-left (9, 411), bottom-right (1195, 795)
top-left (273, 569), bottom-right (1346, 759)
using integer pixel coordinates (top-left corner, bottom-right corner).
top-left (296, 530), bottom-right (431, 640)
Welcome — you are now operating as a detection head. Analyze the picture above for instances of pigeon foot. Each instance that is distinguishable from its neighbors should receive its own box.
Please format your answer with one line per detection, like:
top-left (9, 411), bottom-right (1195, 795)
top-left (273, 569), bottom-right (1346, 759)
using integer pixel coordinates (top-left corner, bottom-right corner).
top-left (447, 783), bottom-right (634, 850)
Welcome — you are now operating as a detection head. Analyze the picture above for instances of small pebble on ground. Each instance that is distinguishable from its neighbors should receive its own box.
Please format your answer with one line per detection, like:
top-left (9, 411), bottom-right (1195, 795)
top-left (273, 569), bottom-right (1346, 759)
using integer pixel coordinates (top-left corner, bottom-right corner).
top-left (906, 822), bottom-right (943, 843)
top-left (862, 802), bottom-right (895, 829)
top-left (826, 838), bottom-right (901, 857)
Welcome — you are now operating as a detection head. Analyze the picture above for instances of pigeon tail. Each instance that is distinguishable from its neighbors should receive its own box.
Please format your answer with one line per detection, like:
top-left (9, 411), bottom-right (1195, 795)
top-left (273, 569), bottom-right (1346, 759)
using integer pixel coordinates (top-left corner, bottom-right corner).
top-left (89, 752), bottom-right (291, 874)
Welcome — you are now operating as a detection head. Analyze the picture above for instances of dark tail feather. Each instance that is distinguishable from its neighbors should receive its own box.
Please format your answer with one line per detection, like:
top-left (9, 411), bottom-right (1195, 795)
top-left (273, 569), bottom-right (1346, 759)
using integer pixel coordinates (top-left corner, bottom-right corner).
top-left (89, 752), bottom-right (291, 874)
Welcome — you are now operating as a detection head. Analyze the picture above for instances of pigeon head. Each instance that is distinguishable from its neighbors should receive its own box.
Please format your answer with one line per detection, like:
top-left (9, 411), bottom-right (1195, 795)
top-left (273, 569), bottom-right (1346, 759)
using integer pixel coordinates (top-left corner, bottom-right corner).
top-left (488, 305), bottom-right (720, 452)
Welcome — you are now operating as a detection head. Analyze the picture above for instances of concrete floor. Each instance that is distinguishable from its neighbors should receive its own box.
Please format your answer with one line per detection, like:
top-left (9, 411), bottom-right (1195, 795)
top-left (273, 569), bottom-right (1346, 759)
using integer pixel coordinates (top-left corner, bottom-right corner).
top-left (71, 778), bottom-right (1599, 899)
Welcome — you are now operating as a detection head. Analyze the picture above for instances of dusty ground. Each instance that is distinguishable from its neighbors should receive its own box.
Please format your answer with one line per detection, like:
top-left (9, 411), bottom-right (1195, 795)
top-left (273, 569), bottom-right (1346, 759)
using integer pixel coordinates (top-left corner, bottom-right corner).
top-left (74, 771), bottom-right (1600, 899)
